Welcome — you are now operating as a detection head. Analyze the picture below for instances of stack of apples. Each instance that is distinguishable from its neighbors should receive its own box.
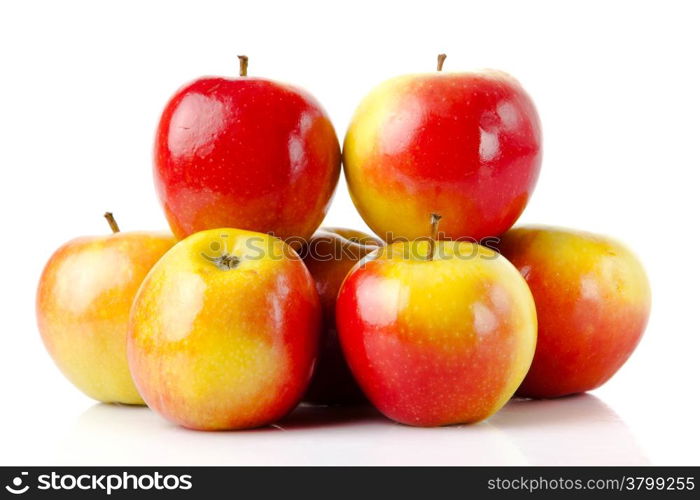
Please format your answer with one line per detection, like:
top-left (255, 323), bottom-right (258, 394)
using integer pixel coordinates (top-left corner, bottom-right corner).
top-left (37, 55), bottom-right (651, 430)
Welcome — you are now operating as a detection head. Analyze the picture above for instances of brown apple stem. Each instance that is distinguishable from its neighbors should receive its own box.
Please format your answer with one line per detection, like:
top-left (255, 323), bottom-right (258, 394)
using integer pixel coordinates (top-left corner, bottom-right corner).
top-left (214, 254), bottom-right (240, 270)
top-left (238, 55), bottom-right (249, 77)
top-left (437, 54), bottom-right (447, 71)
top-left (428, 213), bottom-right (442, 261)
top-left (104, 212), bottom-right (120, 233)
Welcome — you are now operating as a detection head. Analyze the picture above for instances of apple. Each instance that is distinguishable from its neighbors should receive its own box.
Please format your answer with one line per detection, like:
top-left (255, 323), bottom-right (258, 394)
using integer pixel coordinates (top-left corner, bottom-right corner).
top-left (301, 227), bottom-right (381, 404)
top-left (127, 228), bottom-right (321, 430)
top-left (154, 55), bottom-right (341, 241)
top-left (318, 227), bottom-right (383, 246)
top-left (498, 225), bottom-right (651, 398)
top-left (36, 213), bottom-right (176, 404)
top-left (343, 54), bottom-right (542, 241)
top-left (335, 217), bottom-right (537, 426)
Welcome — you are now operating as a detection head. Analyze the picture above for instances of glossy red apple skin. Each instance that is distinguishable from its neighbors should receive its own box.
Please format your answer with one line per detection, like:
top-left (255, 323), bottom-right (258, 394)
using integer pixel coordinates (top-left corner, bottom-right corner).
top-left (155, 76), bottom-right (341, 241)
top-left (499, 226), bottom-right (651, 398)
top-left (336, 241), bottom-right (537, 426)
top-left (301, 228), bottom-right (381, 405)
top-left (344, 70), bottom-right (542, 240)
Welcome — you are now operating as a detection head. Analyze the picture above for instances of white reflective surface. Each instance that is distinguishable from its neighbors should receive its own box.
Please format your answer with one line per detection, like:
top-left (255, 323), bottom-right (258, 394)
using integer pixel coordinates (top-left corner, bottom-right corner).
top-left (0, 393), bottom-right (652, 466)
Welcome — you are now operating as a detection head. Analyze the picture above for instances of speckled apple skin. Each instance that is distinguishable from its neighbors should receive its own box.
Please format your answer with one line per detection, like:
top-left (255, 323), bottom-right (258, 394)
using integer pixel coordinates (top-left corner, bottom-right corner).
top-left (127, 228), bottom-right (321, 430)
top-left (37, 232), bottom-right (176, 404)
top-left (343, 70), bottom-right (541, 241)
top-left (302, 228), bottom-right (381, 404)
top-left (499, 226), bottom-right (651, 398)
top-left (336, 241), bottom-right (537, 426)
top-left (154, 77), bottom-right (341, 241)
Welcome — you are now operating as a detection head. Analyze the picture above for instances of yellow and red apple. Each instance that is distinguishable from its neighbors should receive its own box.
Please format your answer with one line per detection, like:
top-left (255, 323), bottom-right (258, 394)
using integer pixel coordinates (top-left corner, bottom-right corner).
top-left (498, 225), bottom-right (651, 398)
top-left (36, 214), bottom-right (176, 404)
top-left (336, 237), bottom-right (537, 426)
top-left (127, 228), bottom-right (321, 430)
top-left (343, 55), bottom-right (541, 241)
top-left (301, 227), bottom-right (381, 404)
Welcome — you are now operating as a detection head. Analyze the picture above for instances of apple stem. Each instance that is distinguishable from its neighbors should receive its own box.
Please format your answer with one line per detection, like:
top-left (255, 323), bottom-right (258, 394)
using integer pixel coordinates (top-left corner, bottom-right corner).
top-left (238, 55), bottom-right (249, 77)
top-left (437, 54), bottom-right (447, 71)
top-left (214, 254), bottom-right (240, 270)
top-left (428, 213), bottom-right (442, 261)
top-left (104, 212), bottom-right (120, 233)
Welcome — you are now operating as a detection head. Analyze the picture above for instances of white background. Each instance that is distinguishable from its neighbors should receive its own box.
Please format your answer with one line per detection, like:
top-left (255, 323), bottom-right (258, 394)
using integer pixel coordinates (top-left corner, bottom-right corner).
top-left (1, 0), bottom-right (698, 466)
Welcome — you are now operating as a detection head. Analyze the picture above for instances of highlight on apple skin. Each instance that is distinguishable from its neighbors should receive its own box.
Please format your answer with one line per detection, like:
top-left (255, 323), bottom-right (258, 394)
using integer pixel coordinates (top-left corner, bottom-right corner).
top-left (36, 214), bottom-right (176, 404)
top-left (301, 227), bottom-right (382, 405)
top-left (154, 56), bottom-right (341, 242)
top-left (343, 55), bottom-right (542, 242)
top-left (127, 228), bottom-right (322, 430)
top-left (498, 225), bottom-right (651, 398)
top-left (335, 237), bottom-right (538, 426)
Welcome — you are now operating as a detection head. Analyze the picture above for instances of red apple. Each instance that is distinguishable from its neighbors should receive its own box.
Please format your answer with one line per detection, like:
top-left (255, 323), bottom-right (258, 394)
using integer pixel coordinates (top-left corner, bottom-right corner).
top-left (336, 221), bottom-right (537, 426)
top-left (343, 54), bottom-right (541, 241)
top-left (127, 228), bottom-right (321, 430)
top-left (302, 228), bottom-right (381, 404)
top-left (154, 56), bottom-right (341, 241)
top-left (498, 225), bottom-right (651, 398)
top-left (36, 213), bottom-right (176, 404)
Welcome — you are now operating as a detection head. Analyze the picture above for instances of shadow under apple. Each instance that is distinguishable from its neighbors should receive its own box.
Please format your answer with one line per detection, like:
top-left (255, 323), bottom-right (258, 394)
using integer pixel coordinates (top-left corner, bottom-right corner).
top-left (54, 392), bottom-right (648, 465)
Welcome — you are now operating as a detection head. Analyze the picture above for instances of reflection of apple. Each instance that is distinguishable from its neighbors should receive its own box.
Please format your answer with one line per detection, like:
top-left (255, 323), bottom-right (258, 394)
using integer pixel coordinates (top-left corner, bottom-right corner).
top-left (36, 213), bottom-right (176, 404)
top-left (154, 56), bottom-right (341, 241)
top-left (490, 394), bottom-right (648, 465)
top-left (302, 228), bottom-right (381, 404)
top-left (127, 228), bottom-right (321, 430)
top-left (499, 226), bottom-right (651, 398)
top-left (336, 234), bottom-right (537, 426)
top-left (343, 54), bottom-right (541, 241)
